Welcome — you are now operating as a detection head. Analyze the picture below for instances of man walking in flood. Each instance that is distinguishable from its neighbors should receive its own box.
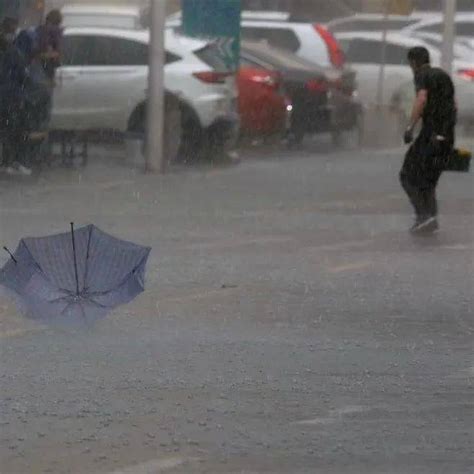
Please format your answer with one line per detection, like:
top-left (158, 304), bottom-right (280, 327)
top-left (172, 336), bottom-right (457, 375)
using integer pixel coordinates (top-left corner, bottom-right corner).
top-left (400, 46), bottom-right (457, 235)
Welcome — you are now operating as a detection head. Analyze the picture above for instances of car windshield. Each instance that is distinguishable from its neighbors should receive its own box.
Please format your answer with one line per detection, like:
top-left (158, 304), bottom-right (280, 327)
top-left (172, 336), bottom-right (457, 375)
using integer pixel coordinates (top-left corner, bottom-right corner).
top-left (195, 43), bottom-right (230, 72)
top-left (241, 42), bottom-right (320, 71)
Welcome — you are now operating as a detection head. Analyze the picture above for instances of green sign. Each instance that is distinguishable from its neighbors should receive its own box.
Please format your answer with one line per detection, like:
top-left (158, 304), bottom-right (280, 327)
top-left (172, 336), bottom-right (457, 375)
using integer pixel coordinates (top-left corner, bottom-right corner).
top-left (182, 0), bottom-right (241, 70)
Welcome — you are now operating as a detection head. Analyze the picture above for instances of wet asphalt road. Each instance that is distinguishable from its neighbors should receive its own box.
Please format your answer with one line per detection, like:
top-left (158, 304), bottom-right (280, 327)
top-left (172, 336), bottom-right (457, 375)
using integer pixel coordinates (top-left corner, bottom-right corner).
top-left (0, 137), bottom-right (473, 473)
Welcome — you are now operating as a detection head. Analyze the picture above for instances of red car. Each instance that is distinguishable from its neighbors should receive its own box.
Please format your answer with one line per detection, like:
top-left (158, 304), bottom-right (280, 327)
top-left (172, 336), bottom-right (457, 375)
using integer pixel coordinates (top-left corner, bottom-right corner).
top-left (237, 66), bottom-right (292, 137)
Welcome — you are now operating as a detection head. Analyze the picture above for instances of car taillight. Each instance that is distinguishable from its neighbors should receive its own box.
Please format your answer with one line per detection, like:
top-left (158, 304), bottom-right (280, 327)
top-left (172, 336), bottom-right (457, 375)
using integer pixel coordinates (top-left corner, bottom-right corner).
top-left (252, 72), bottom-right (282, 89)
top-left (458, 69), bottom-right (474, 81)
top-left (306, 78), bottom-right (328, 93)
top-left (313, 24), bottom-right (345, 69)
top-left (193, 71), bottom-right (231, 84)
top-left (251, 74), bottom-right (278, 87)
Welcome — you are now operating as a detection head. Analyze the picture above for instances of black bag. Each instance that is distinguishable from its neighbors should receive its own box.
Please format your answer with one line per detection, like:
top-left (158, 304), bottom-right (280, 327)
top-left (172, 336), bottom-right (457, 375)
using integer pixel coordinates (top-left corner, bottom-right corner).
top-left (443, 148), bottom-right (471, 173)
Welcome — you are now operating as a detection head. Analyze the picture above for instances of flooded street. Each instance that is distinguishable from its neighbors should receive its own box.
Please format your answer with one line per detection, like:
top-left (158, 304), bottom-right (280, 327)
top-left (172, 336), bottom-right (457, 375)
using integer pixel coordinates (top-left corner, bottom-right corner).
top-left (1, 139), bottom-right (473, 473)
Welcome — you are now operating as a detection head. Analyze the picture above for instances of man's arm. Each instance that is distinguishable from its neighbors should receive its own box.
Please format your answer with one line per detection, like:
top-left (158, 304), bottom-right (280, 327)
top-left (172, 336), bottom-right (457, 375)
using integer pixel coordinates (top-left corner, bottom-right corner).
top-left (408, 89), bottom-right (427, 130)
top-left (404, 89), bottom-right (427, 144)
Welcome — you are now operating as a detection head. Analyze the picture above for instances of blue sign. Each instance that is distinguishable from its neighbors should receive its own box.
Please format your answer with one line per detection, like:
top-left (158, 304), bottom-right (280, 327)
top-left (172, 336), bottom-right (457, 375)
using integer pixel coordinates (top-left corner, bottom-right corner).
top-left (182, 0), bottom-right (241, 70)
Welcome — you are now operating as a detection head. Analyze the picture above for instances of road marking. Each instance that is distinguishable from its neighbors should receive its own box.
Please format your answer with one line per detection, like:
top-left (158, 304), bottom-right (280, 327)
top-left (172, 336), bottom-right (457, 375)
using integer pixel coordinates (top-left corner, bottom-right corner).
top-left (157, 286), bottom-right (239, 306)
top-left (440, 244), bottom-right (472, 251)
top-left (295, 405), bottom-right (369, 426)
top-left (186, 235), bottom-right (293, 250)
top-left (307, 239), bottom-right (374, 253)
top-left (328, 261), bottom-right (373, 273)
top-left (0, 328), bottom-right (44, 340)
top-left (103, 456), bottom-right (191, 474)
top-left (447, 366), bottom-right (474, 380)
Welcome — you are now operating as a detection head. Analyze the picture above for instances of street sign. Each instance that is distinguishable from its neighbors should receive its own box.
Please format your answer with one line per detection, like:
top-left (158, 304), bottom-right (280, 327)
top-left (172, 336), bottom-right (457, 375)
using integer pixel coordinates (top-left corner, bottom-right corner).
top-left (182, 0), bottom-right (241, 70)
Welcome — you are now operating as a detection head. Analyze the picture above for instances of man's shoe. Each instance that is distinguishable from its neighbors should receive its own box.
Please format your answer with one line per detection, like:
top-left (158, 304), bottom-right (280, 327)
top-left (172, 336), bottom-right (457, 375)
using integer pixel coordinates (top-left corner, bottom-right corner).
top-left (410, 216), bottom-right (439, 235)
top-left (410, 216), bottom-right (424, 233)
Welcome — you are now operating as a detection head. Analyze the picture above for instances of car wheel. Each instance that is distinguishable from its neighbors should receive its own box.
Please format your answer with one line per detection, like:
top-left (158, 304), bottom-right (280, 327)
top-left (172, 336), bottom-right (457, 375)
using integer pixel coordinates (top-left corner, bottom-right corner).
top-left (179, 105), bottom-right (207, 163)
top-left (127, 93), bottom-right (182, 165)
top-left (163, 93), bottom-right (182, 164)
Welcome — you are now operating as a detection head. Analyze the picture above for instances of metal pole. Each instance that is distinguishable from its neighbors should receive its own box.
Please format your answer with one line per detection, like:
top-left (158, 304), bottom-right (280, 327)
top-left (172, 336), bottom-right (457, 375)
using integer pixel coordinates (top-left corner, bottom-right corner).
top-left (146, 0), bottom-right (167, 174)
top-left (441, 0), bottom-right (456, 75)
top-left (375, 0), bottom-right (390, 106)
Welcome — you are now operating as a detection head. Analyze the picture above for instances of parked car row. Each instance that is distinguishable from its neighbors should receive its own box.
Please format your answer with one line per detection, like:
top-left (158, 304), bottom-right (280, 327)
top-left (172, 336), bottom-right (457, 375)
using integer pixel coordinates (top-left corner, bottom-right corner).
top-left (49, 5), bottom-right (363, 165)
top-left (168, 9), bottom-right (362, 145)
top-left (53, 4), bottom-right (472, 163)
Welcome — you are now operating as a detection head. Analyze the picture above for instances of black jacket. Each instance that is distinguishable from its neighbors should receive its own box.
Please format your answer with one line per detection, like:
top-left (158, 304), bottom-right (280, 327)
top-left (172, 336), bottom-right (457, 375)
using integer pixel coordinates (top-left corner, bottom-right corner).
top-left (0, 35), bottom-right (28, 131)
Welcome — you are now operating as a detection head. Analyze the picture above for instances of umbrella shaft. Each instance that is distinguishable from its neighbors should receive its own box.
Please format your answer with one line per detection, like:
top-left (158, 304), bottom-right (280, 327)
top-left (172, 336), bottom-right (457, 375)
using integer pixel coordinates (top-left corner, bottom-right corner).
top-left (70, 223), bottom-right (80, 296)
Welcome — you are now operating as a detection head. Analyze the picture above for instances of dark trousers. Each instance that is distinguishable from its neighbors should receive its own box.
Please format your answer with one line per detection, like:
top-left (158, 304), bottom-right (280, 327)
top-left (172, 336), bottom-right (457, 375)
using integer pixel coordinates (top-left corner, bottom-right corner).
top-left (399, 127), bottom-right (452, 220)
top-left (1, 130), bottom-right (28, 168)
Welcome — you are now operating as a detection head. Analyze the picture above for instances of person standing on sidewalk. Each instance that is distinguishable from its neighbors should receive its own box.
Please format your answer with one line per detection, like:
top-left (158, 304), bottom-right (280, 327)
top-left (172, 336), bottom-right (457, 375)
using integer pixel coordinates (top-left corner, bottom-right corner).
top-left (15, 9), bottom-right (63, 124)
top-left (0, 17), bottom-right (32, 176)
top-left (400, 46), bottom-right (457, 235)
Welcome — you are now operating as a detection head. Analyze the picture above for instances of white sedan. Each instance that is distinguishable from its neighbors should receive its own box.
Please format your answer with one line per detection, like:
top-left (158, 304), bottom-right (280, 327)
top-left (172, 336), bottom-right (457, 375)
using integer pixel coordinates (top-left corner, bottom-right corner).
top-left (400, 12), bottom-right (474, 48)
top-left (51, 27), bottom-right (239, 161)
top-left (334, 31), bottom-right (474, 123)
top-left (408, 32), bottom-right (474, 62)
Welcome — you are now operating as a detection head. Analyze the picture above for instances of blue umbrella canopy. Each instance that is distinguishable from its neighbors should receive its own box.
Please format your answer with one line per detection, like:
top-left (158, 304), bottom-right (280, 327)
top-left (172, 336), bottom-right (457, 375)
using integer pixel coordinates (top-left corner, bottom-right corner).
top-left (0, 224), bottom-right (151, 326)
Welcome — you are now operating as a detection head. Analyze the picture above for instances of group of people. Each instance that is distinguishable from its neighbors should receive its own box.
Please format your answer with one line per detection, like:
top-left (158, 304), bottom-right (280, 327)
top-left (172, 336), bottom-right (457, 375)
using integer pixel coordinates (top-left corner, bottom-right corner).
top-left (0, 10), bottom-right (63, 176)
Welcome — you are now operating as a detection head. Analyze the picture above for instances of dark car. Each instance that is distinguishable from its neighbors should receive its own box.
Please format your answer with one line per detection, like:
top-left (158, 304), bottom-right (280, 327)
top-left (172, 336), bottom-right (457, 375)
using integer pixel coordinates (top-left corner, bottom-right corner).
top-left (240, 40), bottom-right (362, 145)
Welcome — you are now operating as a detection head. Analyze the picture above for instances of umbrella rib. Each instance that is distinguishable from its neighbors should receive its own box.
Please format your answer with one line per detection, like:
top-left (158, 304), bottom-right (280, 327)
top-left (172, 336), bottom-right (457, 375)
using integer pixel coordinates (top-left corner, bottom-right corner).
top-left (15, 241), bottom-right (46, 277)
top-left (49, 294), bottom-right (108, 310)
top-left (3, 247), bottom-right (18, 264)
top-left (60, 301), bottom-right (73, 316)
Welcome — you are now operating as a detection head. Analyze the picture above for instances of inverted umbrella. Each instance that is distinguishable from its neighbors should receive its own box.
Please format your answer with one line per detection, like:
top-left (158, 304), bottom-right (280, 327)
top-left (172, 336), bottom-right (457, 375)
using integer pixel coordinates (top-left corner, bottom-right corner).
top-left (0, 224), bottom-right (151, 326)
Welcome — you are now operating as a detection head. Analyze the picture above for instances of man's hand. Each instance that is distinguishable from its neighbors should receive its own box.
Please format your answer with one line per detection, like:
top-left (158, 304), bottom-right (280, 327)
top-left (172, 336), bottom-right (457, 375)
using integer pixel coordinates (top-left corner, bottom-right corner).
top-left (404, 127), bottom-right (414, 145)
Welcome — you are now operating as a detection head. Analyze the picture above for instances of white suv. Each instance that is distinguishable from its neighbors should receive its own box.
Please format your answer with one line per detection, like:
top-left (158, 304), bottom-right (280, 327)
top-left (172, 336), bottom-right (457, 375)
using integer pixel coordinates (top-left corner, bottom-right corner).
top-left (61, 4), bottom-right (145, 30)
top-left (51, 27), bottom-right (239, 161)
top-left (167, 10), bottom-right (346, 69)
top-left (240, 10), bottom-right (350, 69)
